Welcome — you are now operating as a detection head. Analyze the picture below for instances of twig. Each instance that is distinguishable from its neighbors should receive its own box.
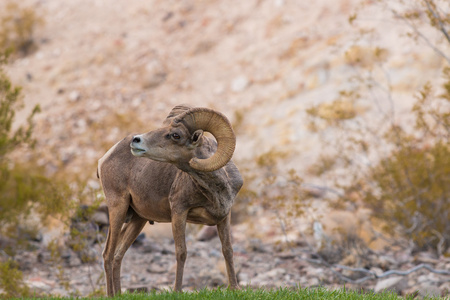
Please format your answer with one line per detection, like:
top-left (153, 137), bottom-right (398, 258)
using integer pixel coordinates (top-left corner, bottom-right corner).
top-left (297, 232), bottom-right (365, 283)
top-left (274, 210), bottom-right (293, 251)
top-left (392, 9), bottom-right (450, 64)
top-left (87, 262), bottom-right (96, 293)
top-left (300, 183), bottom-right (345, 198)
top-left (424, 0), bottom-right (450, 46)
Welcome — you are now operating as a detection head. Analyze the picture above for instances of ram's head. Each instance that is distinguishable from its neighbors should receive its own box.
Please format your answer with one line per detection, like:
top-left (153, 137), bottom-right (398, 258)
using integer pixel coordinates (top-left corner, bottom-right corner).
top-left (130, 107), bottom-right (236, 172)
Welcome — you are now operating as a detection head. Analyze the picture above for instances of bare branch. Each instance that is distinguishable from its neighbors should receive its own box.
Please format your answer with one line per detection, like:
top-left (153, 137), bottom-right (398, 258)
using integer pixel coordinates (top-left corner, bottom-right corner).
top-left (392, 10), bottom-right (450, 64)
top-left (424, 0), bottom-right (450, 46)
top-left (274, 210), bottom-right (293, 250)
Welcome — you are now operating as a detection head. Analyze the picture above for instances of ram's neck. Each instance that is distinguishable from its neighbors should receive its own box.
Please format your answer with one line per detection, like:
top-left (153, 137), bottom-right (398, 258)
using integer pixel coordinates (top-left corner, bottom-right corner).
top-left (174, 137), bottom-right (242, 216)
top-left (188, 168), bottom-right (235, 214)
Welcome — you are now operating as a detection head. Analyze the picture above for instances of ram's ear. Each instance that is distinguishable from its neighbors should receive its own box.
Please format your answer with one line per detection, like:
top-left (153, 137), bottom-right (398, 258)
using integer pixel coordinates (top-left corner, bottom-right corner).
top-left (190, 129), bottom-right (204, 147)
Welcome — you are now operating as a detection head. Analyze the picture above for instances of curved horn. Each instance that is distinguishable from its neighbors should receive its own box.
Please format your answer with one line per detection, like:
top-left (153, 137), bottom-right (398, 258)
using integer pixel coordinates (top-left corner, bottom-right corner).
top-left (163, 104), bottom-right (193, 125)
top-left (173, 107), bottom-right (236, 172)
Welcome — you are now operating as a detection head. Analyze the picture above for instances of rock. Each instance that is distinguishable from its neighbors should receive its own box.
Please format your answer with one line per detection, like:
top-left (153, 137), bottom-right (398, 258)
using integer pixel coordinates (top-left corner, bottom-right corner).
top-left (26, 277), bottom-right (55, 293)
top-left (50, 288), bottom-right (70, 297)
top-left (374, 276), bottom-right (407, 293)
top-left (86, 179), bottom-right (100, 191)
top-left (414, 251), bottom-right (439, 264)
top-left (196, 249), bottom-right (209, 258)
top-left (239, 272), bottom-right (250, 285)
top-left (208, 248), bottom-right (222, 258)
top-left (147, 264), bottom-right (167, 274)
top-left (127, 286), bottom-right (148, 293)
top-left (66, 251), bottom-right (82, 267)
top-left (91, 210), bottom-right (109, 227)
top-left (140, 242), bottom-right (163, 253)
top-left (245, 238), bottom-right (272, 253)
top-left (78, 247), bottom-right (98, 263)
top-left (418, 283), bottom-right (441, 298)
top-left (231, 76), bottom-right (249, 92)
top-left (132, 233), bottom-right (146, 247)
top-left (439, 282), bottom-right (450, 297)
top-left (303, 266), bottom-right (331, 284)
top-left (308, 277), bottom-right (320, 286)
top-left (198, 267), bottom-right (226, 287)
top-left (264, 268), bottom-right (286, 278)
top-left (69, 91), bottom-right (81, 102)
top-left (196, 226), bottom-right (218, 241)
top-left (213, 85), bottom-right (225, 95)
top-left (14, 252), bottom-right (36, 271)
top-left (141, 60), bottom-right (167, 89)
top-left (131, 96), bottom-right (143, 107)
top-left (252, 267), bottom-right (286, 285)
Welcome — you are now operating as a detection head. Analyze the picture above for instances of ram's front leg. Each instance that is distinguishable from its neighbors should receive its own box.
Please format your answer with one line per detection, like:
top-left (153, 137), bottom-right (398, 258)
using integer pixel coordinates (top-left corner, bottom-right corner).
top-left (217, 213), bottom-right (240, 289)
top-left (171, 210), bottom-right (188, 292)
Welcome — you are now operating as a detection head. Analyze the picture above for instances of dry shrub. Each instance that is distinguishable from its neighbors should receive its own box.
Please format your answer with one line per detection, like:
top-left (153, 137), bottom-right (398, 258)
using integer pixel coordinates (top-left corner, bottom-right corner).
top-left (344, 46), bottom-right (389, 69)
top-left (362, 76), bottom-right (450, 252)
top-left (0, 1), bottom-right (44, 56)
top-left (0, 259), bottom-right (30, 299)
top-left (302, 0), bottom-right (450, 255)
top-left (0, 50), bottom-right (104, 295)
top-left (0, 50), bottom-right (68, 245)
top-left (305, 68), bottom-right (450, 254)
top-left (243, 148), bottom-right (320, 230)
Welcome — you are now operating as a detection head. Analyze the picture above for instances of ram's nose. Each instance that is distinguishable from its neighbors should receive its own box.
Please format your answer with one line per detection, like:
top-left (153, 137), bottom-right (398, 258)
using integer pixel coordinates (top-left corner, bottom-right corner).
top-left (132, 136), bottom-right (141, 143)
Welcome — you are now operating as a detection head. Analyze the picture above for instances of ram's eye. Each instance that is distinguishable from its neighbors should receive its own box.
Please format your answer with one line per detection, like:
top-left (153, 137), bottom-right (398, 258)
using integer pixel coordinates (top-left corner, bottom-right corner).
top-left (171, 133), bottom-right (180, 140)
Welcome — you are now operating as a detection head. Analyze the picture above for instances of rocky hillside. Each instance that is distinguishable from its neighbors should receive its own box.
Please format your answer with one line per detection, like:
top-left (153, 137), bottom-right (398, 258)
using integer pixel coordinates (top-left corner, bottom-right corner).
top-left (7, 0), bottom-right (447, 247)
top-left (4, 0), bottom-right (450, 297)
top-left (9, 0), bottom-right (445, 175)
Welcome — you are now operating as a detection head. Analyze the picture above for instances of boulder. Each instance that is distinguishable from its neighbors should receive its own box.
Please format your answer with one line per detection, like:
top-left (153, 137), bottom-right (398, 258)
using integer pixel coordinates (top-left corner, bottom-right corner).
top-left (374, 276), bottom-right (408, 293)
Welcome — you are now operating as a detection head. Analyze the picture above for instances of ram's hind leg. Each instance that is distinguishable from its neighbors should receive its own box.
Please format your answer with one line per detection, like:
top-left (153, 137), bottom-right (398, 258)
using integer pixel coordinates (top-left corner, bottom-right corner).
top-left (102, 195), bottom-right (129, 297)
top-left (111, 211), bottom-right (147, 295)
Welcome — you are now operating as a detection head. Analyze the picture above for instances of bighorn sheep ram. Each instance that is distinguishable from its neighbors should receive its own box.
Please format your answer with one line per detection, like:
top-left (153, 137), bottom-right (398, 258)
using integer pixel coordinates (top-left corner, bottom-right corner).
top-left (97, 105), bottom-right (243, 296)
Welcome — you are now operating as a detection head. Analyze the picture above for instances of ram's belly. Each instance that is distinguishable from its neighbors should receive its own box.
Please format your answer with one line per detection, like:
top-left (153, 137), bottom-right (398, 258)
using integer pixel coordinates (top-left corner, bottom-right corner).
top-left (130, 197), bottom-right (172, 223)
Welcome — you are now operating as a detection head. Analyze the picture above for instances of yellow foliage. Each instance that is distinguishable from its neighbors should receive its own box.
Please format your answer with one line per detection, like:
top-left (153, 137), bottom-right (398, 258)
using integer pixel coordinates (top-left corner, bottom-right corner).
top-left (345, 45), bottom-right (389, 69)
top-left (0, 259), bottom-right (30, 298)
top-left (0, 1), bottom-right (44, 56)
top-left (315, 100), bottom-right (358, 121)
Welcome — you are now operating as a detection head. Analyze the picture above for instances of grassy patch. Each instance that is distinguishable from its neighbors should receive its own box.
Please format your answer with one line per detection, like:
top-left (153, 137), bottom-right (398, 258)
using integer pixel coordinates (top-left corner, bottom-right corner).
top-left (14, 286), bottom-right (444, 300)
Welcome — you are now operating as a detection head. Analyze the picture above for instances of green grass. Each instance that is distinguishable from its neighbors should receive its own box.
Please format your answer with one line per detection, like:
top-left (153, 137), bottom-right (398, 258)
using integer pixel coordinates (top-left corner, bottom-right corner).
top-left (14, 286), bottom-right (445, 300)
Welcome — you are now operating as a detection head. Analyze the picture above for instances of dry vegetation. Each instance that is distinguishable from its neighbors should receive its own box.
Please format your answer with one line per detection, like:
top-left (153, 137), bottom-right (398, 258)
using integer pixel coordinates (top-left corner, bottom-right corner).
top-left (0, 1), bottom-right (43, 57)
